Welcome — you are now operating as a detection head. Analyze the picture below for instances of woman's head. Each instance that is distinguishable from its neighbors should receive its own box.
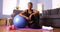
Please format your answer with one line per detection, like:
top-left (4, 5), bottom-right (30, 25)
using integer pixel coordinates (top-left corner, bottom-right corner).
top-left (28, 2), bottom-right (33, 9)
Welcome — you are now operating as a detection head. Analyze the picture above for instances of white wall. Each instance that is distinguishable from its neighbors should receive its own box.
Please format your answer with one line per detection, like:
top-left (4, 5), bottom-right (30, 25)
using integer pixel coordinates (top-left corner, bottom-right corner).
top-left (0, 0), bottom-right (3, 18)
top-left (38, 0), bottom-right (52, 10)
top-left (19, 0), bottom-right (30, 10)
top-left (30, 0), bottom-right (38, 9)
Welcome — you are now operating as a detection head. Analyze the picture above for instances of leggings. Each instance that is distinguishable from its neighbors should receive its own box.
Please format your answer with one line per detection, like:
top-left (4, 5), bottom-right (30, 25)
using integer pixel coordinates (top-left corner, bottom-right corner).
top-left (26, 15), bottom-right (40, 29)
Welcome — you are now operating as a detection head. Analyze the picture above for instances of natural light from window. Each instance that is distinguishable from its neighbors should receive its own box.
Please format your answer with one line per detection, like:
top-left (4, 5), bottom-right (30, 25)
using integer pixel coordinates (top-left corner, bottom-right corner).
top-left (3, 0), bottom-right (17, 15)
top-left (3, 0), bottom-right (30, 15)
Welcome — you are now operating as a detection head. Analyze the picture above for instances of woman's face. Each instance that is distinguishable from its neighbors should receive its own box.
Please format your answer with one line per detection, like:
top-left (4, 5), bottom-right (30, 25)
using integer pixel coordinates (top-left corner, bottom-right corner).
top-left (28, 4), bottom-right (33, 9)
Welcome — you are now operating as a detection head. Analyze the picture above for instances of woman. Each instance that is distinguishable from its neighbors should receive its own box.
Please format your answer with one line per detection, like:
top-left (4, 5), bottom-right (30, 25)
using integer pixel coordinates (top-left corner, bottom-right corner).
top-left (20, 2), bottom-right (40, 29)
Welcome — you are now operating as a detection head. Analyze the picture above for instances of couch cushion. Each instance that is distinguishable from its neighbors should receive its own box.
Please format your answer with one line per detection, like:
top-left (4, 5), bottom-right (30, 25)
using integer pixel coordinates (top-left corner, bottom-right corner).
top-left (50, 9), bottom-right (58, 15)
top-left (11, 10), bottom-right (22, 18)
top-left (44, 15), bottom-right (60, 18)
top-left (13, 10), bottom-right (22, 16)
top-left (47, 10), bottom-right (51, 15)
top-left (42, 10), bottom-right (51, 15)
top-left (58, 8), bottom-right (60, 14)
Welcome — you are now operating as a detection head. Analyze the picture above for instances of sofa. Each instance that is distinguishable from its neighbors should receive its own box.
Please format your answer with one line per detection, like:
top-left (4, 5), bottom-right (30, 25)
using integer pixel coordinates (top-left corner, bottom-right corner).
top-left (11, 9), bottom-right (22, 19)
top-left (11, 8), bottom-right (60, 28)
top-left (41, 8), bottom-right (60, 27)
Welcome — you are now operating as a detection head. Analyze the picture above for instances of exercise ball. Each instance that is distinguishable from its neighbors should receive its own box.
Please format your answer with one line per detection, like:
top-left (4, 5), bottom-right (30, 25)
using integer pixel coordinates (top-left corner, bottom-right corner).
top-left (13, 15), bottom-right (27, 28)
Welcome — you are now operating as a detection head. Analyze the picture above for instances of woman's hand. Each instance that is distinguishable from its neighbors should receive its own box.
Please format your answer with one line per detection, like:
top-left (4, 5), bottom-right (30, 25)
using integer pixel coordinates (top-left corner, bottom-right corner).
top-left (25, 16), bottom-right (32, 23)
top-left (25, 17), bottom-right (31, 21)
top-left (29, 14), bottom-right (34, 23)
top-left (25, 17), bottom-right (29, 20)
top-left (29, 15), bottom-right (31, 20)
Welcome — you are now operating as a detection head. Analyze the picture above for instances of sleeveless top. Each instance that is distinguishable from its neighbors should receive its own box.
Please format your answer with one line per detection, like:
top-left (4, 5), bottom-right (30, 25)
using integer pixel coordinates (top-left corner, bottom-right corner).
top-left (25, 9), bottom-right (39, 24)
top-left (25, 9), bottom-right (33, 17)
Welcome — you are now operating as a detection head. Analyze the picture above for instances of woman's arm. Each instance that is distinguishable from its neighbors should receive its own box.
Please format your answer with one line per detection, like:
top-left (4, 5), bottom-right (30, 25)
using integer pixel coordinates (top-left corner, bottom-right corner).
top-left (32, 10), bottom-right (39, 15)
top-left (29, 10), bottom-right (39, 20)
top-left (19, 10), bottom-right (29, 20)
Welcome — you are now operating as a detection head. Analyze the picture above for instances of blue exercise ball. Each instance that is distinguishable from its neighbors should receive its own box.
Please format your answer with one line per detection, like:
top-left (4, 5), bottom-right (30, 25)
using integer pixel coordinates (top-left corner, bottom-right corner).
top-left (13, 15), bottom-right (27, 28)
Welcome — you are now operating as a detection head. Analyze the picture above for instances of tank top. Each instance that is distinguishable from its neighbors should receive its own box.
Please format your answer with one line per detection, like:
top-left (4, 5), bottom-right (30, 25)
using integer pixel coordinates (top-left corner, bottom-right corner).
top-left (25, 9), bottom-right (33, 17)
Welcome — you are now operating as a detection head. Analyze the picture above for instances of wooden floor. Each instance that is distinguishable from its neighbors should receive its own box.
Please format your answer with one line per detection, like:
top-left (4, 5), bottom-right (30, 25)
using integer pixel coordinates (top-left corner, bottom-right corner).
top-left (0, 26), bottom-right (60, 32)
top-left (9, 30), bottom-right (42, 32)
top-left (0, 26), bottom-right (7, 32)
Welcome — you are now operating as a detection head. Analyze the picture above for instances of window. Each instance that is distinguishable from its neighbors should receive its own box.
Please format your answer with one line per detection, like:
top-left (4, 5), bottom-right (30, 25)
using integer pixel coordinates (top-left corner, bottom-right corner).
top-left (3, 0), bottom-right (17, 15)
top-left (3, 0), bottom-right (30, 15)
top-left (37, 3), bottom-right (43, 13)
top-left (52, 0), bottom-right (60, 9)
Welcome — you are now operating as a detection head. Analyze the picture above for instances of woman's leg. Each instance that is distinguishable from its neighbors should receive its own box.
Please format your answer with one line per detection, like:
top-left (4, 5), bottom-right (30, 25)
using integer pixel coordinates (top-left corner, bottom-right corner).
top-left (30, 15), bottom-right (40, 29)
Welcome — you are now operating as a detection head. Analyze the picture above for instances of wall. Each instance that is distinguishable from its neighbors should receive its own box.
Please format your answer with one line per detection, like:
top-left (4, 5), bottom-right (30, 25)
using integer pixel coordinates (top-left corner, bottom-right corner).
top-left (30, 0), bottom-right (52, 10)
top-left (0, 0), bottom-right (3, 18)
top-left (30, 0), bottom-right (38, 9)
top-left (38, 0), bottom-right (52, 10)
top-left (0, 0), bottom-right (52, 18)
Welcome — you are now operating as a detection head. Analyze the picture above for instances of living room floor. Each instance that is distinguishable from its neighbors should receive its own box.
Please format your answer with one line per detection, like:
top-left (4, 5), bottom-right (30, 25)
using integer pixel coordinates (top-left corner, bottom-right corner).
top-left (0, 26), bottom-right (60, 32)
